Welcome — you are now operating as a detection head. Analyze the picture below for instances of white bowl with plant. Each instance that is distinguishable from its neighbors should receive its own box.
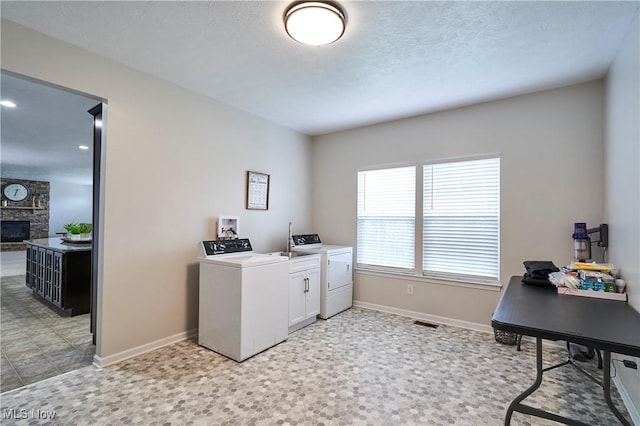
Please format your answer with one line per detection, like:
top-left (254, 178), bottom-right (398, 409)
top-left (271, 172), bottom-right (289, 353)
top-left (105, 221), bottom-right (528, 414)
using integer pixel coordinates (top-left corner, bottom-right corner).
top-left (78, 223), bottom-right (92, 239)
top-left (64, 223), bottom-right (80, 240)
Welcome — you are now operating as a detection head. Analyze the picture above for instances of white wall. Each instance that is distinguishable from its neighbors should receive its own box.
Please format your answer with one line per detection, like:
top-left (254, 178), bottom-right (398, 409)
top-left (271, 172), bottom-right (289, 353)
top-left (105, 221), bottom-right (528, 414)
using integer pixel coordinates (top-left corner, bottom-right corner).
top-left (313, 81), bottom-right (605, 327)
top-left (49, 181), bottom-right (92, 235)
top-left (605, 11), bottom-right (640, 316)
top-left (605, 11), bottom-right (640, 420)
top-left (1, 20), bottom-right (313, 360)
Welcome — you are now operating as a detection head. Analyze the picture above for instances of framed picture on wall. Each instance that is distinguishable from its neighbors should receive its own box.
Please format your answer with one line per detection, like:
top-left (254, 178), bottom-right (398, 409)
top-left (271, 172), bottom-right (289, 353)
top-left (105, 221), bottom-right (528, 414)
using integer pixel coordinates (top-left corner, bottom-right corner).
top-left (246, 171), bottom-right (270, 210)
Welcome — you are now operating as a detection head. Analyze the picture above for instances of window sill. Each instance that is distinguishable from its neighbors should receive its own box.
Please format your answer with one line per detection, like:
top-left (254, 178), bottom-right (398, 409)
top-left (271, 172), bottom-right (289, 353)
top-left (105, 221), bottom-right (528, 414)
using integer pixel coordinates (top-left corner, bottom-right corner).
top-left (355, 268), bottom-right (502, 292)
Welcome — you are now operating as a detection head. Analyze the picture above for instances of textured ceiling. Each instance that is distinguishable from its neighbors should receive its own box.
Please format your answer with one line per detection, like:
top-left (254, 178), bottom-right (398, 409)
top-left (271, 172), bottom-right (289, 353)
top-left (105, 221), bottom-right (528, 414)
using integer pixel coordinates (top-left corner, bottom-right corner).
top-left (0, 1), bottom-right (638, 184)
top-left (2, 1), bottom-right (637, 136)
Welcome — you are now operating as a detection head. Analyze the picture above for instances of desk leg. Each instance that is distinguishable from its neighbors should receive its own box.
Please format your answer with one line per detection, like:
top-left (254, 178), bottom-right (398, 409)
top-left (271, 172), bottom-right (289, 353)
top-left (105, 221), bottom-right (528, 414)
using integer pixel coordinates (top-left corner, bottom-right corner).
top-left (505, 337), bottom-right (544, 425)
top-left (602, 351), bottom-right (631, 426)
top-left (504, 338), bottom-right (591, 426)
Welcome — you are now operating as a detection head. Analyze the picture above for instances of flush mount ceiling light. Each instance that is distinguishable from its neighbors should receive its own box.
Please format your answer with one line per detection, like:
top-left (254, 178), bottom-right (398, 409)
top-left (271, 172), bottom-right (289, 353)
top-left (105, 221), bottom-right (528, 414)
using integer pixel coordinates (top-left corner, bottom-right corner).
top-left (284, 1), bottom-right (346, 46)
top-left (0, 100), bottom-right (16, 108)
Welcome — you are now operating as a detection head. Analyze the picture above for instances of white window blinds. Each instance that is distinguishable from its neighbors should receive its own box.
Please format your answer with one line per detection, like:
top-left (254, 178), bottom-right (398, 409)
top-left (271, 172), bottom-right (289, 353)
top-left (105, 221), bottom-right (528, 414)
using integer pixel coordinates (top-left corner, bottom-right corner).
top-left (357, 166), bottom-right (415, 270)
top-left (423, 157), bottom-right (500, 282)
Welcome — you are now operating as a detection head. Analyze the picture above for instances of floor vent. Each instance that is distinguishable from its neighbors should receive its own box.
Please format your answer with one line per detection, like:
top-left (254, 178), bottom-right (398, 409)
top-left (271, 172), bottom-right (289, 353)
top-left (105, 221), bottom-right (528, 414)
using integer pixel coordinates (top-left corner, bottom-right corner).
top-left (414, 320), bottom-right (439, 328)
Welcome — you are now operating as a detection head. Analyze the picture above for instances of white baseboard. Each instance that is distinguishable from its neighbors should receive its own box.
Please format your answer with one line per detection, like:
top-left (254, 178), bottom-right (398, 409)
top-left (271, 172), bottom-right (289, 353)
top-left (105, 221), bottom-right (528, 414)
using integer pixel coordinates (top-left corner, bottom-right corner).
top-left (353, 300), bottom-right (494, 334)
top-left (93, 328), bottom-right (197, 368)
top-left (613, 374), bottom-right (640, 426)
top-left (352, 301), bottom-right (565, 349)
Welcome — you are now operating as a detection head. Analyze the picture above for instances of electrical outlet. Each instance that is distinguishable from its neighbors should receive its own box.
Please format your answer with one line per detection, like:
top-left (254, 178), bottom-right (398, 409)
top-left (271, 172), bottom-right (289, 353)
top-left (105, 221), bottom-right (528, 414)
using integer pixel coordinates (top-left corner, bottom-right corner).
top-left (407, 284), bottom-right (414, 295)
top-left (620, 358), bottom-right (639, 377)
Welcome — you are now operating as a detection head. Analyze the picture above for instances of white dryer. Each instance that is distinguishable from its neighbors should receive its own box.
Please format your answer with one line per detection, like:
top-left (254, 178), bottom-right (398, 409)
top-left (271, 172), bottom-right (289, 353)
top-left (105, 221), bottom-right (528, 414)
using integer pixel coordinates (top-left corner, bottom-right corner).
top-left (292, 234), bottom-right (353, 319)
top-left (198, 239), bottom-right (289, 362)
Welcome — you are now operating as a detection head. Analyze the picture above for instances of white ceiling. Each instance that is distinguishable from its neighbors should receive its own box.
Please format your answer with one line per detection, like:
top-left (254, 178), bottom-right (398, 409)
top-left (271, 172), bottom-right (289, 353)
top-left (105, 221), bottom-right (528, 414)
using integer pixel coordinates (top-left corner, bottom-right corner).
top-left (0, 1), bottom-right (638, 183)
top-left (1, 73), bottom-right (98, 185)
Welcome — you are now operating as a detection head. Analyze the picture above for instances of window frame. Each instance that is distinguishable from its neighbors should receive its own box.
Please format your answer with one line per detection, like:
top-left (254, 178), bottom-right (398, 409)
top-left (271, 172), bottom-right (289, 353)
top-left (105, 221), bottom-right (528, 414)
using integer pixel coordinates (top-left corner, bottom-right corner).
top-left (356, 154), bottom-right (501, 288)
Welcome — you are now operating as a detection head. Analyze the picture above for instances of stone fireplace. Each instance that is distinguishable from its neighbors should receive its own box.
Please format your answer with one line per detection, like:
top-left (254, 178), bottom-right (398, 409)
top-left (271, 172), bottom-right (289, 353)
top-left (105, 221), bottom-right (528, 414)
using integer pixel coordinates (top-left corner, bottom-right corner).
top-left (0, 178), bottom-right (50, 251)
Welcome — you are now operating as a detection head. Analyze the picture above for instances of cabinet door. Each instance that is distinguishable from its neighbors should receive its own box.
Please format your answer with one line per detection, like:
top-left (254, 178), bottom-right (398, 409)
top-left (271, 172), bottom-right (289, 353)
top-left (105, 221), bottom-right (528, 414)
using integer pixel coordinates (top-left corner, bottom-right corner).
top-left (305, 268), bottom-right (321, 318)
top-left (36, 247), bottom-right (46, 296)
top-left (25, 246), bottom-right (35, 289)
top-left (43, 250), bottom-right (53, 301)
top-left (51, 252), bottom-right (63, 307)
top-left (328, 251), bottom-right (352, 290)
top-left (288, 271), bottom-right (306, 327)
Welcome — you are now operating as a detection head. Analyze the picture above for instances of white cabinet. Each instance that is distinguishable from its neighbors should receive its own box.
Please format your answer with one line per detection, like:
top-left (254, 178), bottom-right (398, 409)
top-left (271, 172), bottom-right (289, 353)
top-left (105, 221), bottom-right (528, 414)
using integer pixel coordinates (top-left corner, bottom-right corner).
top-left (288, 254), bottom-right (320, 333)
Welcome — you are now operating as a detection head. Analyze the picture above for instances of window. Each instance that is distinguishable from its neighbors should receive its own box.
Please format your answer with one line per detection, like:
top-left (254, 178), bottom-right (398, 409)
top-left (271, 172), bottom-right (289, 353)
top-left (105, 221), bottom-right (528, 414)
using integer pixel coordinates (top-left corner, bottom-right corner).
top-left (357, 166), bottom-right (415, 271)
top-left (356, 157), bottom-right (500, 286)
top-left (423, 157), bottom-right (500, 283)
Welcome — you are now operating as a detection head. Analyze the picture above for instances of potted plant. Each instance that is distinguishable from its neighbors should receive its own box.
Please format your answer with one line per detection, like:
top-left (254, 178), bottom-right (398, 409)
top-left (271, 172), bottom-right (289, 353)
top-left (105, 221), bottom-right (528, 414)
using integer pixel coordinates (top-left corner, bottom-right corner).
top-left (63, 223), bottom-right (81, 240)
top-left (78, 223), bottom-right (92, 239)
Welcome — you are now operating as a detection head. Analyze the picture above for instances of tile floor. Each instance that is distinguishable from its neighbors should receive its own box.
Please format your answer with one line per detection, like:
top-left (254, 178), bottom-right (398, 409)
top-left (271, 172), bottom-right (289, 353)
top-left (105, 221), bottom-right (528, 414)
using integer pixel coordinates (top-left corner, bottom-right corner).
top-left (0, 306), bottom-right (631, 425)
top-left (1, 274), bottom-right (95, 392)
top-left (1, 250), bottom-right (27, 278)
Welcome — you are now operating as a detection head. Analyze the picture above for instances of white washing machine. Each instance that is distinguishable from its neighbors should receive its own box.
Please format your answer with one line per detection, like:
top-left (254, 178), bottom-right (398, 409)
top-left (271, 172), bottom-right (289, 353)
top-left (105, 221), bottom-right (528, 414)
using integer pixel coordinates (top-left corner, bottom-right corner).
top-left (198, 238), bottom-right (289, 362)
top-left (292, 234), bottom-right (353, 319)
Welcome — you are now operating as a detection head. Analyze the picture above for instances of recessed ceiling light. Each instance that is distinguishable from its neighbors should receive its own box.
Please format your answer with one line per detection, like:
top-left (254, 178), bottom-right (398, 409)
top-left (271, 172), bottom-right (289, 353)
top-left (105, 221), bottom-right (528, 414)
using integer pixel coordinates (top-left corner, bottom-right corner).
top-left (284, 1), bottom-right (346, 46)
top-left (78, 145), bottom-right (89, 150)
top-left (0, 100), bottom-right (16, 108)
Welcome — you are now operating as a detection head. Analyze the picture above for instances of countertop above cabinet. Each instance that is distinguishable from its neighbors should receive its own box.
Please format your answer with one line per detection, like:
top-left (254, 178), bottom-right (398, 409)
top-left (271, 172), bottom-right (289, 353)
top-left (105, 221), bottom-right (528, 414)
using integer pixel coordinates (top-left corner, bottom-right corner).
top-left (27, 237), bottom-right (91, 253)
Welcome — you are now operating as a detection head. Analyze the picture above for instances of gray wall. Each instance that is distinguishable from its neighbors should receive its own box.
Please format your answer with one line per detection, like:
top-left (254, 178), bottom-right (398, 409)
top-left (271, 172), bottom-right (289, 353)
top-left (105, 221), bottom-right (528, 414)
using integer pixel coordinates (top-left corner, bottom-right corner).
top-left (1, 20), bottom-right (313, 362)
top-left (49, 181), bottom-right (92, 236)
top-left (605, 11), bottom-right (639, 419)
top-left (312, 80), bottom-right (605, 328)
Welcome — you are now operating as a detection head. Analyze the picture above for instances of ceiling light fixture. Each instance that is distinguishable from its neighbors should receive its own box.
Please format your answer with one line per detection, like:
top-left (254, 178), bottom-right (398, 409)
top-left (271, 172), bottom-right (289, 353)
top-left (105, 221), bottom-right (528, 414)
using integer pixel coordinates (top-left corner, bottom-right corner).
top-left (0, 100), bottom-right (16, 108)
top-left (284, 1), bottom-right (346, 46)
top-left (78, 145), bottom-right (89, 150)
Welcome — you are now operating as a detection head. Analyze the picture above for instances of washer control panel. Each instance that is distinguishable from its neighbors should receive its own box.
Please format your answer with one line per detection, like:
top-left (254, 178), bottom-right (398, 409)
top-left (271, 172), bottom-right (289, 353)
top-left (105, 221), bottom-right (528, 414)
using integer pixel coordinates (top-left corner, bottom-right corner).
top-left (202, 238), bottom-right (252, 256)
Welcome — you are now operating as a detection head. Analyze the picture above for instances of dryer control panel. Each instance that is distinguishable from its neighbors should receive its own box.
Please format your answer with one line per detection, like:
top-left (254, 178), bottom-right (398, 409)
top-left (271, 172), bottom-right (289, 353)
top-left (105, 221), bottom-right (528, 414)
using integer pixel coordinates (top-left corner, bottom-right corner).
top-left (292, 234), bottom-right (322, 246)
top-left (201, 238), bottom-right (252, 256)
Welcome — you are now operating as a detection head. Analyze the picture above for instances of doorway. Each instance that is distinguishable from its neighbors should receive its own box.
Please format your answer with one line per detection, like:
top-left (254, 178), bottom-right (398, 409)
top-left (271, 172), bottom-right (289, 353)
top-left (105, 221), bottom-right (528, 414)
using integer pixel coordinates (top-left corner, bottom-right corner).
top-left (0, 72), bottom-right (104, 392)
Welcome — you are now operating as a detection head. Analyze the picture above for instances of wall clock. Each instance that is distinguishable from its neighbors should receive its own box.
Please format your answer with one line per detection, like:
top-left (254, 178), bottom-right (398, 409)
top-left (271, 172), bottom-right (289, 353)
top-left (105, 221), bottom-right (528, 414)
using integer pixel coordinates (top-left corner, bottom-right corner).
top-left (3, 183), bottom-right (29, 201)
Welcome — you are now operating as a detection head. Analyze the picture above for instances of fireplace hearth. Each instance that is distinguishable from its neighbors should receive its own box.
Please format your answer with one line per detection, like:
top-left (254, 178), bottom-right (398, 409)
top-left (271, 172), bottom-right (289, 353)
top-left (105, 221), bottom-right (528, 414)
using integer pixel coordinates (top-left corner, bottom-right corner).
top-left (1, 220), bottom-right (30, 243)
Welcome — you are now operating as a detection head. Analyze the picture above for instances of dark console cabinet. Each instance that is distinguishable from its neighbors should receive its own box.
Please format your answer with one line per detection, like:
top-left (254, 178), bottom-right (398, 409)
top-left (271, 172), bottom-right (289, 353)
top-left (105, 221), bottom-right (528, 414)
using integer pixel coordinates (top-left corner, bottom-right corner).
top-left (25, 238), bottom-right (91, 316)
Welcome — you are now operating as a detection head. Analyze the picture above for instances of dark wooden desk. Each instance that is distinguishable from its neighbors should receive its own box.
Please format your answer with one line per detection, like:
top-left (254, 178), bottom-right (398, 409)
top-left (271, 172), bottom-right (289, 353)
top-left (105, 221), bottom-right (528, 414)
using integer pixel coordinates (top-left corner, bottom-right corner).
top-left (492, 276), bottom-right (640, 426)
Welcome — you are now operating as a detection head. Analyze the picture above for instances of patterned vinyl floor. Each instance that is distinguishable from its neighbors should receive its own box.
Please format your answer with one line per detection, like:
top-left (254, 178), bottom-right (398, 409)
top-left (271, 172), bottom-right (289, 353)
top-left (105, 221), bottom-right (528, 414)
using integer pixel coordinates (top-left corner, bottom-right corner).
top-left (0, 303), bottom-right (632, 425)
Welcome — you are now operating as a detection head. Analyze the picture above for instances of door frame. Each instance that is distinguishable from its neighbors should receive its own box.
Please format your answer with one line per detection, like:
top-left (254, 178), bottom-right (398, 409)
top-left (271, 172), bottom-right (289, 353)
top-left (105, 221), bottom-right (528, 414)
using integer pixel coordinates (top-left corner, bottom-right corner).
top-left (87, 103), bottom-right (103, 347)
